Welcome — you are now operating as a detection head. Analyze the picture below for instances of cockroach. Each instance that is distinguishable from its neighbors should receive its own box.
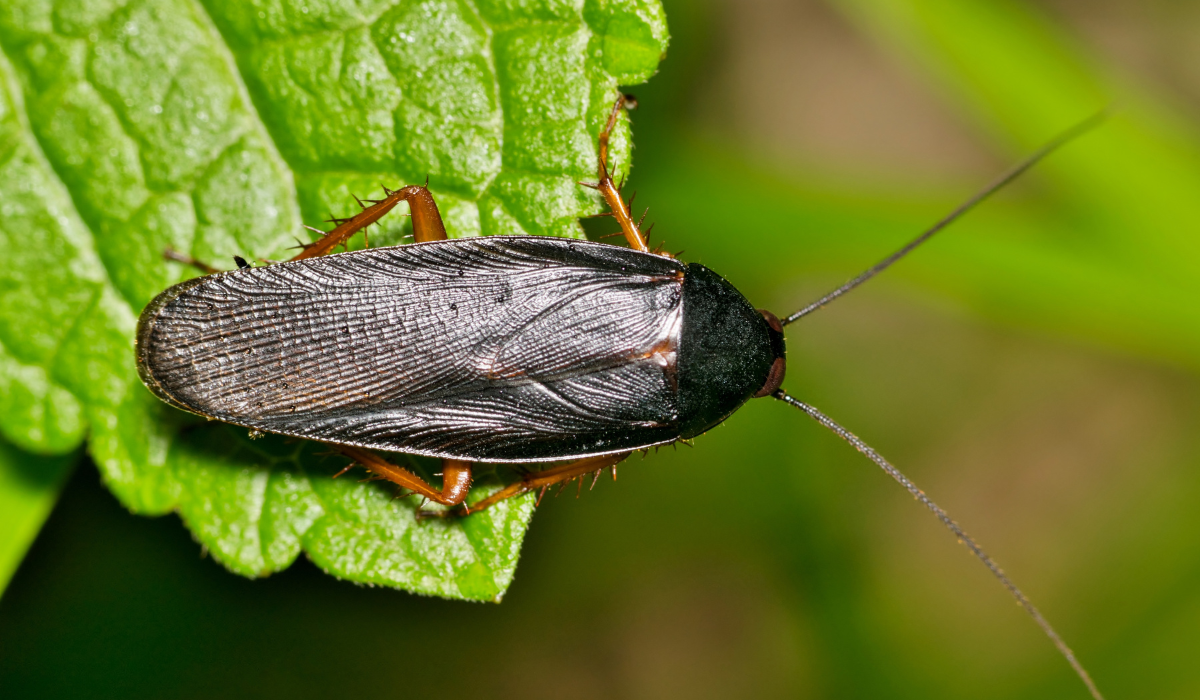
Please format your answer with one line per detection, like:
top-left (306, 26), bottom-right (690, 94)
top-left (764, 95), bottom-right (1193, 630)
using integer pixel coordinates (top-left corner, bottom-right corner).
top-left (135, 98), bottom-right (1106, 698)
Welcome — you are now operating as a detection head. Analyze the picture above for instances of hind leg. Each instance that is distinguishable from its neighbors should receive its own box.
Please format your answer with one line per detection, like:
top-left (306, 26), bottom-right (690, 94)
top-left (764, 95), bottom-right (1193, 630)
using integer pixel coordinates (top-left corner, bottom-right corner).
top-left (164, 184), bottom-right (449, 271)
top-left (336, 446), bottom-right (473, 509)
top-left (285, 187), bottom-right (456, 510)
top-left (335, 448), bottom-right (629, 517)
top-left (292, 184), bottom-right (448, 260)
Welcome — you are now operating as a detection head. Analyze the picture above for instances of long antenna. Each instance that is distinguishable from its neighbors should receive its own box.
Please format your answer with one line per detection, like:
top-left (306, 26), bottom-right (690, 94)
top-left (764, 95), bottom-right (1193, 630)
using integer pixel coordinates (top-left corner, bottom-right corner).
top-left (773, 391), bottom-right (1104, 700)
top-left (782, 111), bottom-right (1108, 326)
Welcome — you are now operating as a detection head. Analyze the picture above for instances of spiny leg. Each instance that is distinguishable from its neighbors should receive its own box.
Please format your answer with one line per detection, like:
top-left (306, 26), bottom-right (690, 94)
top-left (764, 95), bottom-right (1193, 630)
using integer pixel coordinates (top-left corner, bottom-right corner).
top-left (164, 186), bottom-right (455, 508)
top-left (163, 183), bottom-right (448, 272)
top-left (306, 184), bottom-right (459, 508)
top-left (293, 184), bottom-right (448, 260)
top-left (583, 96), bottom-right (651, 253)
top-left (467, 452), bottom-right (631, 514)
top-left (336, 446), bottom-right (473, 510)
top-left (300, 187), bottom-right (455, 510)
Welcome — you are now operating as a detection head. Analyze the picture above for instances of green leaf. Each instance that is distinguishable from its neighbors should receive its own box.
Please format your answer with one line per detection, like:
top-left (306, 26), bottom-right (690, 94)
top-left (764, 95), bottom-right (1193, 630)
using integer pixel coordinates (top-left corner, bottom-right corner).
top-left (0, 438), bottom-right (77, 590)
top-left (0, 0), bottom-right (667, 600)
top-left (825, 0), bottom-right (1200, 370)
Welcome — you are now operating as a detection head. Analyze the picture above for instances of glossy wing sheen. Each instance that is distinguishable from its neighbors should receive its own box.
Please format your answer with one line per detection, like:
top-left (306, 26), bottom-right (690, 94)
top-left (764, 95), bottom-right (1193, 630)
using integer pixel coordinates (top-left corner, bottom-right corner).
top-left (138, 237), bottom-right (686, 461)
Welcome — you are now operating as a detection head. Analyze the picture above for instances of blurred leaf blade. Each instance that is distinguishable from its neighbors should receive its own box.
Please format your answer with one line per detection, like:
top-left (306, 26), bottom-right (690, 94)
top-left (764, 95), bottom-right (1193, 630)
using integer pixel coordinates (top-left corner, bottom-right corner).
top-left (832, 0), bottom-right (1200, 275)
top-left (635, 0), bottom-right (1200, 371)
top-left (0, 441), bottom-right (77, 591)
top-left (640, 136), bottom-right (1200, 372)
top-left (0, 0), bottom-right (667, 599)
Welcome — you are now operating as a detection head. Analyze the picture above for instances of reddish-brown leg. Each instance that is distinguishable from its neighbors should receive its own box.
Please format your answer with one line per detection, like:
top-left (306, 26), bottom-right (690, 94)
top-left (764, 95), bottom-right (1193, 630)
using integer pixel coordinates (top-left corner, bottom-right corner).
top-left (292, 184), bottom-right (447, 260)
top-left (301, 188), bottom-right (473, 512)
top-left (162, 183), bottom-right (470, 512)
top-left (337, 446), bottom-right (474, 509)
top-left (313, 178), bottom-right (637, 514)
top-left (585, 97), bottom-right (650, 253)
top-left (164, 184), bottom-right (448, 270)
top-left (466, 452), bottom-right (631, 514)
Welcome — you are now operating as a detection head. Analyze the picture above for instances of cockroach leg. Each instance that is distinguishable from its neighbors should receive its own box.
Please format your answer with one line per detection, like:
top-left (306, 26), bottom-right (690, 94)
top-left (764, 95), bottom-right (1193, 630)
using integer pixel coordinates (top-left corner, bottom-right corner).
top-left (593, 96), bottom-right (651, 253)
top-left (441, 460), bottom-right (473, 506)
top-left (164, 184), bottom-right (444, 271)
top-left (163, 248), bottom-right (220, 275)
top-left (464, 452), bottom-right (630, 514)
top-left (293, 184), bottom-right (448, 261)
top-left (334, 446), bottom-right (472, 510)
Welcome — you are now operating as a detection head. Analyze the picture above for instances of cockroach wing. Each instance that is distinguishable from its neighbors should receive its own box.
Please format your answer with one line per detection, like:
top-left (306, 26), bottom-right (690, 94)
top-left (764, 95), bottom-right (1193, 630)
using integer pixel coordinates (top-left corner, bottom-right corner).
top-left (137, 237), bottom-right (686, 461)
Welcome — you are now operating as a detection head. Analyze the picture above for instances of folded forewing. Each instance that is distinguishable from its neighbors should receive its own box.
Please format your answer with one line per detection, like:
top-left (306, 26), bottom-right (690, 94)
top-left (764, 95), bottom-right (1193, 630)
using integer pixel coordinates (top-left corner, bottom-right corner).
top-left (140, 237), bottom-right (685, 460)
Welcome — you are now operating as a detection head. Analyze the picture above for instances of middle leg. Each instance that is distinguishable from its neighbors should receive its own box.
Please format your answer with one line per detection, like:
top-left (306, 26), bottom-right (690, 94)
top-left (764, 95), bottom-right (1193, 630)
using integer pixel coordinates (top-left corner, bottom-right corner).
top-left (466, 452), bottom-right (631, 514)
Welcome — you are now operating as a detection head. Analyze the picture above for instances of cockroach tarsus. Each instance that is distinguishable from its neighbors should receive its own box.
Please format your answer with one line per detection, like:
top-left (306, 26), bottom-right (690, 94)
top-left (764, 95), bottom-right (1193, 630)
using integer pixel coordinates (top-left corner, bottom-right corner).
top-left (136, 96), bottom-right (1107, 698)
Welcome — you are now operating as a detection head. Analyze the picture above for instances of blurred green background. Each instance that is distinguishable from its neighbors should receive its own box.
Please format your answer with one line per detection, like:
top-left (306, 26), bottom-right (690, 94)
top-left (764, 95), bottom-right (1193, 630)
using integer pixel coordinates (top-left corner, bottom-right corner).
top-left (5, 0), bottom-right (1200, 697)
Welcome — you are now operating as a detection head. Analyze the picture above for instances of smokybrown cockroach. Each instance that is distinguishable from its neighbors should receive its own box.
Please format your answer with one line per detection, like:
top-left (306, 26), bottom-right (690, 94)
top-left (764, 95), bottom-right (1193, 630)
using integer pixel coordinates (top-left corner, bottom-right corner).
top-left (134, 99), bottom-right (1106, 699)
